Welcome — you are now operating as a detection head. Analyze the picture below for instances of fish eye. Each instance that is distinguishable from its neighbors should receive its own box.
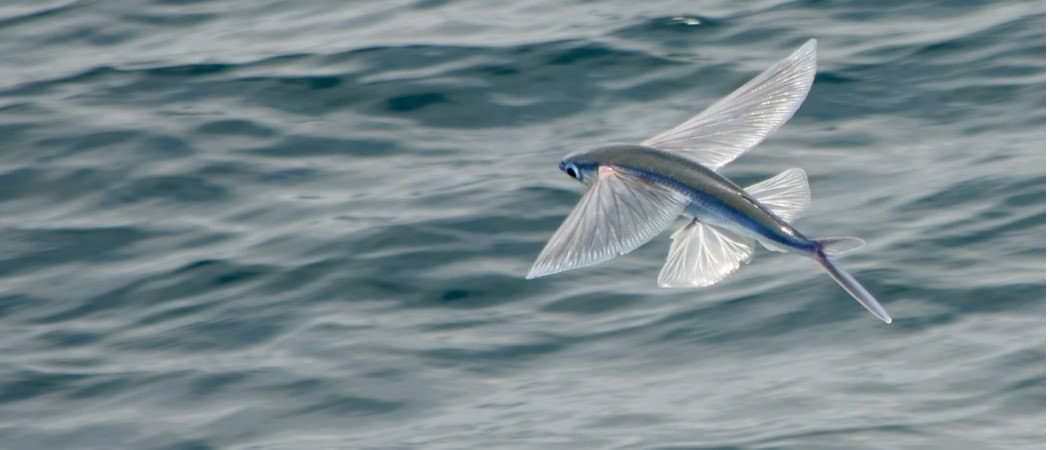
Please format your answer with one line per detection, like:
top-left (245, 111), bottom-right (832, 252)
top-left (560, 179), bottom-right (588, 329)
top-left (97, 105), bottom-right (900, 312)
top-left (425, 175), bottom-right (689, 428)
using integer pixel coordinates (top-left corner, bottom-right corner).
top-left (565, 165), bottom-right (579, 180)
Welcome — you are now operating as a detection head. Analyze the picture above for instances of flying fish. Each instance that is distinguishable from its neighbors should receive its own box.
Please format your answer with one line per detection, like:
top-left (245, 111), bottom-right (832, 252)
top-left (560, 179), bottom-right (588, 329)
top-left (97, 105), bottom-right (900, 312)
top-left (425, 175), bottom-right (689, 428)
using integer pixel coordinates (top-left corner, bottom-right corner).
top-left (527, 40), bottom-right (892, 323)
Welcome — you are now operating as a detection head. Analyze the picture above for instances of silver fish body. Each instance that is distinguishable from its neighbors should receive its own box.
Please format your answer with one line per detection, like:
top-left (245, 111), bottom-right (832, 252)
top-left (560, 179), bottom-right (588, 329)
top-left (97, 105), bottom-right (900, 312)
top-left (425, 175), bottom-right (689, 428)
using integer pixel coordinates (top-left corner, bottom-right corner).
top-left (528, 39), bottom-right (893, 324)
top-left (564, 144), bottom-right (815, 254)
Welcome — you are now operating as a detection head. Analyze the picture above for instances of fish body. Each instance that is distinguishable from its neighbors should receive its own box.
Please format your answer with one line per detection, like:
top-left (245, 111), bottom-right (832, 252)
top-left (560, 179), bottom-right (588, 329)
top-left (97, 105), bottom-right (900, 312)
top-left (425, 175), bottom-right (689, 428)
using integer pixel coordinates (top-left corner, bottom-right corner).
top-left (527, 39), bottom-right (894, 324)
top-left (563, 144), bottom-right (815, 254)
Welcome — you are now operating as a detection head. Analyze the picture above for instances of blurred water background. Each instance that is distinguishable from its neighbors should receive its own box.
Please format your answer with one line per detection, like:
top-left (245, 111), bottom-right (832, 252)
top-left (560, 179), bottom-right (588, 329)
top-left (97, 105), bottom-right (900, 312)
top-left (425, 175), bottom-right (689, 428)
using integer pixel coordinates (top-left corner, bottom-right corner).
top-left (0, 1), bottom-right (1044, 449)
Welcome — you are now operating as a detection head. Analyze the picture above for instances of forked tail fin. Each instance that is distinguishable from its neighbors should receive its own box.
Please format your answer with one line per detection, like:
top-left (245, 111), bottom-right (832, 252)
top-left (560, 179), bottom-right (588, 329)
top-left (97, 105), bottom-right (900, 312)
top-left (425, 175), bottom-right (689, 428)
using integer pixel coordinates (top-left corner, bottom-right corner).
top-left (814, 252), bottom-right (892, 324)
top-left (815, 236), bottom-right (865, 256)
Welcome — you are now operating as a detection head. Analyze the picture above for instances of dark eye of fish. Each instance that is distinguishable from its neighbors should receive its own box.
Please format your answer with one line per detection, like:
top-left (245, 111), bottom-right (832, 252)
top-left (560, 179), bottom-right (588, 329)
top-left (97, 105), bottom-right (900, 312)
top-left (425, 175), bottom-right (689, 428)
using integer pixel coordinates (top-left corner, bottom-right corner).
top-left (565, 166), bottom-right (578, 180)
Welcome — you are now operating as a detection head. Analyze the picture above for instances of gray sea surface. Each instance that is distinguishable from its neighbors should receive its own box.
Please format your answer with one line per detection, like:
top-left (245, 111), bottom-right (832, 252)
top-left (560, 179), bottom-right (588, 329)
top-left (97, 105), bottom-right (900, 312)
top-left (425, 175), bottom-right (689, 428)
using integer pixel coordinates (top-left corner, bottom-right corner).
top-left (0, 1), bottom-right (1044, 449)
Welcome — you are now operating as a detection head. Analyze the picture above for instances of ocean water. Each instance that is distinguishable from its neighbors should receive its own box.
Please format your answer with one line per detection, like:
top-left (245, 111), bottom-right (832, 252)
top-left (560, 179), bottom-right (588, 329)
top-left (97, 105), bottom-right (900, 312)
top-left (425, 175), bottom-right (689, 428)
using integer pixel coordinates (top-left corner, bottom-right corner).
top-left (0, 1), bottom-right (1044, 449)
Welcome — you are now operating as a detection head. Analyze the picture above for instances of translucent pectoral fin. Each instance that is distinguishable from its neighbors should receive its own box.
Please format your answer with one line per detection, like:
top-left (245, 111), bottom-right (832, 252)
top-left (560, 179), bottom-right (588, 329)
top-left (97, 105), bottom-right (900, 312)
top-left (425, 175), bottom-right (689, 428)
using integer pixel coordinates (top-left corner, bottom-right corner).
top-left (658, 220), bottom-right (755, 288)
top-left (527, 167), bottom-right (689, 279)
top-left (745, 168), bottom-right (810, 222)
top-left (642, 40), bottom-right (817, 170)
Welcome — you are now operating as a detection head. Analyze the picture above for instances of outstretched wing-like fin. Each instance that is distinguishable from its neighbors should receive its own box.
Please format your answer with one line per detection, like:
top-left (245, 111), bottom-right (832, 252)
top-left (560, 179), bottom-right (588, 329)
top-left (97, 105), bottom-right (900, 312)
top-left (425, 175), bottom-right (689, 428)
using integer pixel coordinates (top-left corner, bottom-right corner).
top-left (658, 219), bottom-right (755, 288)
top-left (527, 166), bottom-right (689, 279)
top-left (642, 39), bottom-right (817, 170)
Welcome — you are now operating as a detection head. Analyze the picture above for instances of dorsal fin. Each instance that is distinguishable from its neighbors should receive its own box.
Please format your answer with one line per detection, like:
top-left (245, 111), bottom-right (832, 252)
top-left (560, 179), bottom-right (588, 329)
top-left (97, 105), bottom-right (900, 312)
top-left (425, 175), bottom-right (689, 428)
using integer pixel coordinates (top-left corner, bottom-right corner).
top-left (745, 168), bottom-right (810, 223)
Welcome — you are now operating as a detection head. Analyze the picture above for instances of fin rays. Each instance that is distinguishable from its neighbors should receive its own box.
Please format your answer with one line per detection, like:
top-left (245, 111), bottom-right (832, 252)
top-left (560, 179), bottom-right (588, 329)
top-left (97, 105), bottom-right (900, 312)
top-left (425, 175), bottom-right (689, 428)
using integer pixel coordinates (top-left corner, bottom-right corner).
top-left (527, 166), bottom-right (689, 279)
top-left (658, 220), bottom-right (754, 288)
top-left (642, 39), bottom-right (817, 170)
top-left (745, 168), bottom-right (810, 222)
